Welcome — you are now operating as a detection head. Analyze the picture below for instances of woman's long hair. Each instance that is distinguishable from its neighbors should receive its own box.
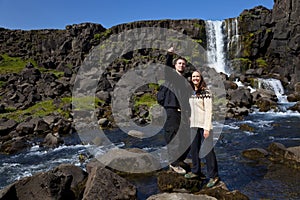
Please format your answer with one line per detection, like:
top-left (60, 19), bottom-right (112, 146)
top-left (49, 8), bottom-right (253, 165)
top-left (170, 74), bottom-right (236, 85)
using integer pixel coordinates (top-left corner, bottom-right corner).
top-left (190, 70), bottom-right (207, 93)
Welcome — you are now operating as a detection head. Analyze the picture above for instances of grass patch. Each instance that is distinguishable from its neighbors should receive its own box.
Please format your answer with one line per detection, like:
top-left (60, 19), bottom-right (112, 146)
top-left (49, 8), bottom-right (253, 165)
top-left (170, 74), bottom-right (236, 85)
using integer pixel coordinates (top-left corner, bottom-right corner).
top-left (0, 97), bottom-right (104, 122)
top-left (148, 83), bottom-right (159, 91)
top-left (134, 93), bottom-right (157, 108)
top-left (72, 96), bottom-right (104, 111)
top-left (0, 98), bottom-right (68, 121)
top-left (0, 54), bottom-right (32, 74)
top-left (0, 81), bottom-right (5, 88)
top-left (0, 54), bottom-right (65, 77)
top-left (256, 58), bottom-right (268, 68)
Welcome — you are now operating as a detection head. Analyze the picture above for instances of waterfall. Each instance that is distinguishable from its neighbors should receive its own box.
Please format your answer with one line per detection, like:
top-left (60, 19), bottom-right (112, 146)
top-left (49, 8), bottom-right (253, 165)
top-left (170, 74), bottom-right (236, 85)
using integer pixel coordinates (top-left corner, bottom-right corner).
top-left (225, 18), bottom-right (241, 58)
top-left (205, 20), bottom-right (227, 74)
top-left (258, 78), bottom-right (288, 103)
top-left (205, 19), bottom-right (240, 75)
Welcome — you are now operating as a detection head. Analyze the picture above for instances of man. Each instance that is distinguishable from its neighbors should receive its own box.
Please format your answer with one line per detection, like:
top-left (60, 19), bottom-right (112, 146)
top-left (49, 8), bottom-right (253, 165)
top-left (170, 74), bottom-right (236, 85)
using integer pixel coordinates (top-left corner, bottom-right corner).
top-left (157, 47), bottom-right (191, 174)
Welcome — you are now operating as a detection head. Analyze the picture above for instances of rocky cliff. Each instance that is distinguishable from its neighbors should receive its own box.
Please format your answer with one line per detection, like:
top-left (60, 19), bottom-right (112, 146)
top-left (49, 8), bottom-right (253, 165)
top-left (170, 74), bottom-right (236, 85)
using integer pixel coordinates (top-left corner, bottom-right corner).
top-left (236, 0), bottom-right (300, 92)
top-left (0, 0), bottom-right (300, 154)
top-left (0, 0), bottom-right (299, 91)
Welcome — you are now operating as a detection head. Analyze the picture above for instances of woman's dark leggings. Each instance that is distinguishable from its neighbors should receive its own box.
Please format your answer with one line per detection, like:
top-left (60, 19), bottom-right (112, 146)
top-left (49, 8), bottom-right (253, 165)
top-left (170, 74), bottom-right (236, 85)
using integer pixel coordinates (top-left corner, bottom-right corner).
top-left (190, 128), bottom-right (219, 178)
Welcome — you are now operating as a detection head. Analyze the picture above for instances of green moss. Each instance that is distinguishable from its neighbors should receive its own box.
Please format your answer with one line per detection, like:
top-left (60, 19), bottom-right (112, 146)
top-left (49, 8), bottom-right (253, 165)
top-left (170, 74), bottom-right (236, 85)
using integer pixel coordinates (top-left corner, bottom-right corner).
top-left (193, 39), bottom-right (203, 44)
top-left (248, 78), bottom-right (259, 88)
top-left (232, 58), bottom-right (252, 73)
top-left (256, 58), bottom-right (268, 68)
top-left (72, 96), bottom-right (104, 111)
top-left (0, 54), bottom-right (36, 74)
top-left (157, 79), bottom-right (165, 85)
top-left (213, 96), bottom-right (227, 106)
top-left (94, 29), bottom-right (112, 41)
top-left (242, 33), bottom-right (255, 57)
top-left (193, 23), bottom-right (203, 29)
top-left (266, 28), bottom-right (272, 33)
top-left (134, 93), bottom-right (157, 108)
top-left (94, 33), bottom-right (102, 40)
top-left (0, 81), bottom-right (5, 88)
top-left (0, 97), bottom-right (104, 122)
top-left (148, 83), bottom-right (159, 91)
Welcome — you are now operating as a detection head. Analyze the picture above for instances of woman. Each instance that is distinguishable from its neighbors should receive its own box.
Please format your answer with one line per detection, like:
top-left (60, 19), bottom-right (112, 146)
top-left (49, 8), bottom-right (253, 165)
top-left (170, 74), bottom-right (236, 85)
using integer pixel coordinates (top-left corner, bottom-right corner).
top-left (184, 70), bottom-right (220, 188)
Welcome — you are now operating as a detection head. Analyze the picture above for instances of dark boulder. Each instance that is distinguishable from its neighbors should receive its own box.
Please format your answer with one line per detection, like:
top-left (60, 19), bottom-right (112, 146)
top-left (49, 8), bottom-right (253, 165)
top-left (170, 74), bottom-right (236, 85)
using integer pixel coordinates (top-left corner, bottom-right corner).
top-left (0, 164), bottom-right (87, 200)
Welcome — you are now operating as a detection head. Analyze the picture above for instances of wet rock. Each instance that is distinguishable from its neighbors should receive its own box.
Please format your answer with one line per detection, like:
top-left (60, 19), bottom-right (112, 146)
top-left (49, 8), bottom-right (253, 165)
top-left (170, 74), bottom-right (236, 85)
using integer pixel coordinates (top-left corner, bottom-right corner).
top-left (226, 106), bottom-right (250, 119)
top-left (243, 142), bottom-right (300, 169)
top-left (43, 132), bottom-right (64, 148)
top-left (0, 136), bottom-right (31, 154)
top-left (0, 104), bottom-right (5, 113)
top-left (242, 148), bottom-right (269, 160)
top-left (223, 80), bottom-right (238, 90)
top-left (97, 148), bottom-right (161, 173)
top-left (52, 118), bottom-right (72, 135)
top-left (157, 171), bottom-right (249, 199)
top-left (53, 164), bottom-right (88, 198)
top-left (256, 97), bottom-right (278, 112)
top-left (227, 88), bottom-right (253, 108)
top-left (239, 124), bottom-right (255, 132)
top-left (157, 170), bottom-right (203, 193)
top-left (15, 121), bottom-right (35, 136)
top-left (288, 101), bottom-right (300, 113)
top-left (0, 164), bottom-right (86, 200)
top-left (287, 146), bottom-right (300, 162)
top-left (147, 193), bottom-right (217, 200)
top-left (128, 130), bottom-right (145, 138)
top-left (98, 117), bottom-right (109, 127)
top-left (0, 118), bottom-right (17, 136)
top-left (197, 181), bottom-right (249, 200)
top-left (33, 118), bottom-right (51, 134)
top-left (83, 163), bottom-right (137, 200)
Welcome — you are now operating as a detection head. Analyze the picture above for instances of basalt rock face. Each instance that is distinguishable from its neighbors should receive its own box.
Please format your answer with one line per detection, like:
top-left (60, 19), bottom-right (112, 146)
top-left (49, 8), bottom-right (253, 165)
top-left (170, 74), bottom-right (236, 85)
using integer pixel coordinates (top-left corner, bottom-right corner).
top-left (0, 1), bottom-right (299, 91)
top-left (236, 0), bottom-right (300, 93)
top-left (0, 23), bottom-right (106, 70)
top-left (0, 1), bottom-right (299, 151)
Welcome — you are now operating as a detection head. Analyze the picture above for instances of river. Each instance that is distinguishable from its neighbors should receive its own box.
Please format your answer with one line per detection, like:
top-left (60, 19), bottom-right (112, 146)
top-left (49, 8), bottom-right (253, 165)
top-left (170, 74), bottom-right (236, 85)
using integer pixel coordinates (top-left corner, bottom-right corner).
top-left (0, 110), bottom-right (299, 200)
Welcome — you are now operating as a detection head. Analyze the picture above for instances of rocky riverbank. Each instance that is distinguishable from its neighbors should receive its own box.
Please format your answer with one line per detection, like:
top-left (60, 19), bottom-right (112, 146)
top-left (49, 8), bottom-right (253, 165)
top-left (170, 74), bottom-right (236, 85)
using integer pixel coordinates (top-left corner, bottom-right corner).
top-left (0, 0), bottom-right (299, 199)
top-left (0, 140), bottom-right (299, 200)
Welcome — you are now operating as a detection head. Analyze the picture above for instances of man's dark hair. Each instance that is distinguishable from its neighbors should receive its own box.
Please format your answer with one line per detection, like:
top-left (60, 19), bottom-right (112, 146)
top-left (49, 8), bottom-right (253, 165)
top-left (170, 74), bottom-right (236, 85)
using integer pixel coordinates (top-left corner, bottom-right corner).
top-left (172, 57), bottom-right (187, 65)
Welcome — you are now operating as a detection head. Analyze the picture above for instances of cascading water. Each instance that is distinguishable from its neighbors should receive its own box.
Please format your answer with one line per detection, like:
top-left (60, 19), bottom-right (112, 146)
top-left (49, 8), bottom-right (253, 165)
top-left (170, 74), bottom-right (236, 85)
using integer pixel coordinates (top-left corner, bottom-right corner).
top-left (205, 18), bottom-right (241, 75)
top-left (205, 20), bottom-right (227, 74)
top-left (225, 18), bottom-right (241, 58)
top-left (258, 78), bottom-right (288, 103)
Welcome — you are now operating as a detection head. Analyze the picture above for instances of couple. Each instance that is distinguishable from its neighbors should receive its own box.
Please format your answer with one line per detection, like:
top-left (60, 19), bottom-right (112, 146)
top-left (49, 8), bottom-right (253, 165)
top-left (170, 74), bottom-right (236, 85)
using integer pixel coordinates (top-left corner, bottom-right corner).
top-left (157, 47), bottom-right (219, 188)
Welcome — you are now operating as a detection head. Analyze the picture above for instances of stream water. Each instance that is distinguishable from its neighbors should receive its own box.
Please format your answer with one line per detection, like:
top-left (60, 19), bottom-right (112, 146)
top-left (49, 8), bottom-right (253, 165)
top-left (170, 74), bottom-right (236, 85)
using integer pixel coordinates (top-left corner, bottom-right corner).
top-left (0, 110), bottom-right (299, 200)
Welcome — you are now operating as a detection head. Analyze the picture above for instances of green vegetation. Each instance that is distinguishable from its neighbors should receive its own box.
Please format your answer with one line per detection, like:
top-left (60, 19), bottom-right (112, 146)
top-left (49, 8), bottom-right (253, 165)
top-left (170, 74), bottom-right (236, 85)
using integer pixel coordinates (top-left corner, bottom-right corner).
top-left (72, 96), bottom-right (104, 111)
top-left (94, 29), bottom-right (112, 41)
top-left (248, 77), bottom-right (259, 88)
top-left (0, 96), bottom-right (104, 122)
top-left (232, 58), bottom-right (252, 73)
top-left (213, 96), bottom-right (227, 106)
top-left (242, 33), bottom-right (255, 57)
top-left (134, 93), bottom-right (157, 108)
top-left (193, 23), bottom-right (203, 29)
top-left (0, 54), bottom-right (36, 74)
top-left (0, 54), bottom-right (67, 78)
top-left (38, 69), bottom-right (64, 78)
top-left (193, 39), bottom-right (203, 44)
top-left (256, 58), bottom-right (268, 68)
top-left (148, 83), bottom-right (159, 91)
top-left (0, 81), bottom-right (5, 88)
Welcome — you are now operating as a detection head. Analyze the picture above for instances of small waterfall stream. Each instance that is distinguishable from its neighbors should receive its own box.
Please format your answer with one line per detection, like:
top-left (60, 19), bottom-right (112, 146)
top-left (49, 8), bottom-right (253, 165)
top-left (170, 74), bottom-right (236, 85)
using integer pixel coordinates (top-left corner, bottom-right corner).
top-left (225, 18), bottom-right (241, 58)
top-left (258, 78), bottom-right (288, 104)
